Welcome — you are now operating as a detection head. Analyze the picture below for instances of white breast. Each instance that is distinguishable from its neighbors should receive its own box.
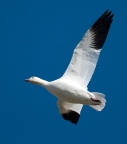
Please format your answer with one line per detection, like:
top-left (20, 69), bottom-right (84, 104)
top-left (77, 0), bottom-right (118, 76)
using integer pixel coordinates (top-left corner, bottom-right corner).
top-left (46, 78), bottom-right (90, 103)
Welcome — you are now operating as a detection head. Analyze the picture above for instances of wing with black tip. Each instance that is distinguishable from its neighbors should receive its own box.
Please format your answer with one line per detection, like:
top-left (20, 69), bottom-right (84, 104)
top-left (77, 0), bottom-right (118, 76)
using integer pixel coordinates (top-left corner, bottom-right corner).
top-left (57, 99), bottom-right (83, 125)
top-left (63, 10), bottom-right (114, 87)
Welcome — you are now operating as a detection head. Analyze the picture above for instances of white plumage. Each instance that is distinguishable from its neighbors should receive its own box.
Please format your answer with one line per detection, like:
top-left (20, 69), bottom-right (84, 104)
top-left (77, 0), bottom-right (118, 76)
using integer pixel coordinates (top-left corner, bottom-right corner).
top-left (25, 10), bottom-right (114, 124)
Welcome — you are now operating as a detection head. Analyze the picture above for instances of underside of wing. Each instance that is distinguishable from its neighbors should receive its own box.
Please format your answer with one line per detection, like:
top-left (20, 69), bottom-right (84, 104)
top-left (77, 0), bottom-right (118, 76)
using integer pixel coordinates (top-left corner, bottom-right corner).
top-left (63, 10), bottom-right (114, 87)
top-left (57, 99), bottom-right (83, 125)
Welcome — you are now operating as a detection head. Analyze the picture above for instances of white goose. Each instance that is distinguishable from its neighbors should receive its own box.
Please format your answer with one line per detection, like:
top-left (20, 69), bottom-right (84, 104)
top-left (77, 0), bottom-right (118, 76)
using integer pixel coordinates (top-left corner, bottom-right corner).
top-left (25, 10), bottom-right (114, 125)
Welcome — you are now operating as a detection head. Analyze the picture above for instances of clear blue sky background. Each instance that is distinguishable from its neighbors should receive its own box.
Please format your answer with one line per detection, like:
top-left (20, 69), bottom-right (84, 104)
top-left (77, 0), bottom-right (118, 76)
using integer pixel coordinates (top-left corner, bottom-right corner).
top-left (0, 0), bottom-right (127, 144)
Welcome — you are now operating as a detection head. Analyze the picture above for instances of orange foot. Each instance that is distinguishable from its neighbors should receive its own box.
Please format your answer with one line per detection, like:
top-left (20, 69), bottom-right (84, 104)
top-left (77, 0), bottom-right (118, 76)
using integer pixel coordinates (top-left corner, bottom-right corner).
top-left (91, 98), bottom-right (101, 103)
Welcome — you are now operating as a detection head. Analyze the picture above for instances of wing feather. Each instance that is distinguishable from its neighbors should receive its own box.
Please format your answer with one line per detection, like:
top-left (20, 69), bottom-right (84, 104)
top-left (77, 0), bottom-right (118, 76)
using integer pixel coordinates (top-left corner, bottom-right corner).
top-left (57, 99), bottom-right (83, 124)
top-left (63, 10), bottom-right (114, 87)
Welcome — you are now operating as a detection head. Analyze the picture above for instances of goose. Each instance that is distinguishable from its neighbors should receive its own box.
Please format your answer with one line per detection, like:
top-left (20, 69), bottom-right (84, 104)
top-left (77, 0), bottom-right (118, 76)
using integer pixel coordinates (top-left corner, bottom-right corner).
top-left (25, 10), bottom-right (114, 125)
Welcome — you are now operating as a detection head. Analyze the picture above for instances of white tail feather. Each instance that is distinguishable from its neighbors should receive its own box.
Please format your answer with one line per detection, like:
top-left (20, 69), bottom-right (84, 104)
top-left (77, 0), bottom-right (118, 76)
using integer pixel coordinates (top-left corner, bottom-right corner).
top-left (89, 92), bottom-right (106, 111)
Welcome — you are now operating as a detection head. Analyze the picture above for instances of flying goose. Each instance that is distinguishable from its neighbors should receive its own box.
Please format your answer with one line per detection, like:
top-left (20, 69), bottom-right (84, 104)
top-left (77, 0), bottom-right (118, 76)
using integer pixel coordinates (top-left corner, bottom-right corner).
top-left (25, 10), bottom-right (114, 125)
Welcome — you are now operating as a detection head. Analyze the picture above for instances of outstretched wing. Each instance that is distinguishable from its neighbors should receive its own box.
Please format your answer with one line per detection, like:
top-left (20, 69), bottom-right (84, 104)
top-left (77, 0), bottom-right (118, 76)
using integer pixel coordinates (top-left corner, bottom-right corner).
top-left (63, 10), bottom-right (114, 87)
top-left (57, 99), bottom-right (83, 125)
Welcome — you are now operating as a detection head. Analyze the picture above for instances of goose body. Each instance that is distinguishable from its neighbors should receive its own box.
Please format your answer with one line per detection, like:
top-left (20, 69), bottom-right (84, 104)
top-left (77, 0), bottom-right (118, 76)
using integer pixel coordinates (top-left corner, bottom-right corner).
top-left (25, 10), bottom-right (114, 125)
top-left (46, 78), bottom-right (93, 104)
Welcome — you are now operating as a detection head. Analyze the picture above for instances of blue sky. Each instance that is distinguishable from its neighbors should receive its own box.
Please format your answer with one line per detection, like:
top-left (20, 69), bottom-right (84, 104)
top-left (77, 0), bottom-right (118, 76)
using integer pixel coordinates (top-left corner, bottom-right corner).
top-left (0, 0), bottom-right (127, 144)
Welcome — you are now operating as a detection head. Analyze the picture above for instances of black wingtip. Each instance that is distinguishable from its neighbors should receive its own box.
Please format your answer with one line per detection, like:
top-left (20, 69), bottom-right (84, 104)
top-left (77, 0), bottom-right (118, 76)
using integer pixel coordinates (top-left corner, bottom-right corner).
top-left (62, 110), bottom-right (80, 125)
top-left (90, 10), bottom-right (114, 50)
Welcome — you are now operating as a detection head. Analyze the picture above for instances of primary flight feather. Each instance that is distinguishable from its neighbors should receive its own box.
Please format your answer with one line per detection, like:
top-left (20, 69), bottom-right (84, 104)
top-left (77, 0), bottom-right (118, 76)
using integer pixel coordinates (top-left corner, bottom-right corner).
top-left (25, 10), bottom-right (114, 125)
